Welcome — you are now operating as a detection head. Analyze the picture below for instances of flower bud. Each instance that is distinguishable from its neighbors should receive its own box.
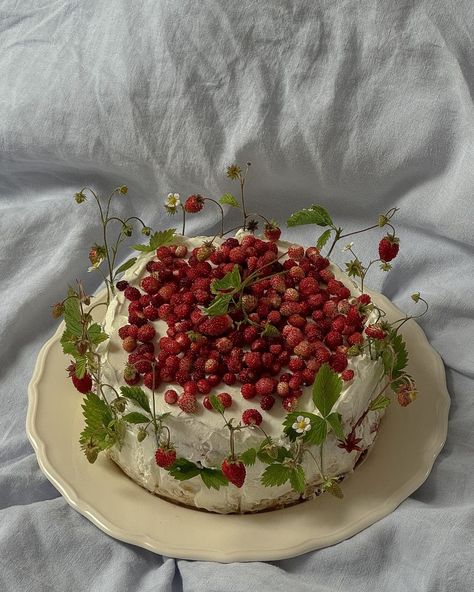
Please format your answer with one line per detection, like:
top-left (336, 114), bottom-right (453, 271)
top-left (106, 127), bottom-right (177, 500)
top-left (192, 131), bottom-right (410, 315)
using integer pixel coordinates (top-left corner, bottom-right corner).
top-left (119, 185), bottom-right (128, 194)
top-left (137, 428), bottom-right (147, 442)
top-left (141, 226), bottom-right (151, 236)
top-left (411, 292), bottom-right (420, 303)
top-left (122, 224), bottom-right (133, 237)
top-left (378, 214), bottom-right (388, 227)
top-left (74, 191), bottom-right (86, 204)
top-left (51, 302), bottom-right (64, 319)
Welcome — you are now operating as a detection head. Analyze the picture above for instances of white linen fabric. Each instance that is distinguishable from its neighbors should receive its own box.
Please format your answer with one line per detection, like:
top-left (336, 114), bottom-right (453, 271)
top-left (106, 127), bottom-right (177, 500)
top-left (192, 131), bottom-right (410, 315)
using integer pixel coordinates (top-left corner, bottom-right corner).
top-left (1, 0), bottom-right (473, 590)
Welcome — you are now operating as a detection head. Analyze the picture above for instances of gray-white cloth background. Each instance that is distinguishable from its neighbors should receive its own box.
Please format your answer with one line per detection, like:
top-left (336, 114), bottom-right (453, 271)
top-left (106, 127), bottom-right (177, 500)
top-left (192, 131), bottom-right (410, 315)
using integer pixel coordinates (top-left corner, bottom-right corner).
top-left (0, 1), bottom-right (473, 590)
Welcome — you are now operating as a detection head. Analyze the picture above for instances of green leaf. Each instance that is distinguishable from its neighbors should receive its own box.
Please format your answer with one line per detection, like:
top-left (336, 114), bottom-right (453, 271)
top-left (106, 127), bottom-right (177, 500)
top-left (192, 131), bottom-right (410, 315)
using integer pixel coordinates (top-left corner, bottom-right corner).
top-left (87, 323), bottom-right (108, 346)
top-left (60, 328), bottom-right (78, 356)
top-left (240, 448), bottom-right (257, 466)
top-left (261, 323), bottom-right (280, 338)
top-left (202, 294), bottom-right (233, 316)
top-left (287, 205), bottom-right (333, 228)
top-left (326, 412), bottom-right (344, 439)
top-left (369, 394), bottom-right (391, 411)
top-left (219, 193), bottom-right (240, 208)
top-left (289, 465), bottom-right (306, 493)
top-left (64, 289), bottom-right (82, 337)
top-left (316, 229), bottom-right (332, 250)
top-left (209, 394), bottom-right (225, 414)
top-left (114, 257), bottom-right (137, 276)
top-left (261, 463), bottom-right (292, 487)
top-left (389, 331), bottom-right (409, 379)
top-left (168, 458), bottom-right (201, 481)
top-left (210, 265), bottom-right (241, 294)
top-left (304, 415), bottom-right (327, 446)
top-left (75, 355), bottom-right (88, 379)
top-left (122, 412), bottom-right (150, 424)
top-left (200, 468), bottom-right (229, 490)
top-left (120, 386), bottom-right (151, 414)
top-left (132, 228), bottom-right (176, 252)
top-left (79, 393), bottom-right (115, 452)
top-left (312, 363), bottom-right (343, 418)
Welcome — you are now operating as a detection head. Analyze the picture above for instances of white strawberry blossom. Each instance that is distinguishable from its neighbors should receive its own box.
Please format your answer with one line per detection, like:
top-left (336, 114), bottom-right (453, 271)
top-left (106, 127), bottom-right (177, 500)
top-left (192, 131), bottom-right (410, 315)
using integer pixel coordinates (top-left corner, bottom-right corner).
top-left (342, 242), bottom-right (354, 252)
top-left (292, 416), bottom-right (311, 434)
top-left (165, 193), bottom-right (181, 214)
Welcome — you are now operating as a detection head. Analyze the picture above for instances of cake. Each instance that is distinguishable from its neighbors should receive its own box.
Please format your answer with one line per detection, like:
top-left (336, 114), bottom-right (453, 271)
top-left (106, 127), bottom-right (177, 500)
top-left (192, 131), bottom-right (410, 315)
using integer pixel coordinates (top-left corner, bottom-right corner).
top-left (58, 168), bottom-right (420, 515)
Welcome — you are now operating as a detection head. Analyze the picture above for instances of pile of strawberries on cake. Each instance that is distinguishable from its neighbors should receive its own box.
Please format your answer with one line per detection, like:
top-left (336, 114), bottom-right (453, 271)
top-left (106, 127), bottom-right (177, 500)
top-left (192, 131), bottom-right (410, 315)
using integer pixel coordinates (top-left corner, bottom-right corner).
top-left (115, 233), bottom-right (372, 416)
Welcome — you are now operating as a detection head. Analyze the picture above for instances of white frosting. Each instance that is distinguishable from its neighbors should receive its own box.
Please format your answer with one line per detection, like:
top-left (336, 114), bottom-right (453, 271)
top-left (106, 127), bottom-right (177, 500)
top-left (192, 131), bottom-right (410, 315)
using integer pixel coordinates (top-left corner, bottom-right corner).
top-left (100, 234), bottom-right (386, 513)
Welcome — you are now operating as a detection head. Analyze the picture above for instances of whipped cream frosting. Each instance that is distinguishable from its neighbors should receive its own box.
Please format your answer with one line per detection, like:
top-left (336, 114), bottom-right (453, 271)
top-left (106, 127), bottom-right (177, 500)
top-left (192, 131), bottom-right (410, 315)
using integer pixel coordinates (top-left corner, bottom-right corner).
top-left (99, 233), bottom-right (386, 513)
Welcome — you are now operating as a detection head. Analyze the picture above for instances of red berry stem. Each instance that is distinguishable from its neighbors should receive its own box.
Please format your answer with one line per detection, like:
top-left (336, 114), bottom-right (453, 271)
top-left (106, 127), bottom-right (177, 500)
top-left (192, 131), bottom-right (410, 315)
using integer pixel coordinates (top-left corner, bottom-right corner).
top-left (202, 198), bottom-right (225, 237)
top-left (180, 203), bottom-right (186, 235)
top-left (391, 296), bottom-right (429, 332)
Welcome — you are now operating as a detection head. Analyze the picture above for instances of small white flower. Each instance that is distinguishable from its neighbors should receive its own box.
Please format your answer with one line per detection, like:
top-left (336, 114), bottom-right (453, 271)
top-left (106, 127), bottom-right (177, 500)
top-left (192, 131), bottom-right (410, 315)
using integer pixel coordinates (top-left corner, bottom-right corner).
top-left (292, 415), bottom-right (311, 434)
top-left (342, 242), bottom-right (354, 252)
top-left (165, 193), bottom-right (181, 208)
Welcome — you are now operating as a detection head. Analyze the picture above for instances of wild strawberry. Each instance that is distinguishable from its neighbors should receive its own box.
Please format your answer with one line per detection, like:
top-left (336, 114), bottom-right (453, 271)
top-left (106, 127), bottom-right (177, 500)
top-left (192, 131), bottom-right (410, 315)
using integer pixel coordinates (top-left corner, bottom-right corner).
top-left (141, 276), bottom-right (160, 294)
top-left (255, 377), bottom-right (275, 396)
top-left (365, 324), bottom-right (386, 340)
top-left (174, 244), bottom-right (188, 258)
top-left (264, 222), bottom-right (281, 241)
top-left (123, 363), bottom-right (140, 385)
top-left (285, 327), bottom-right (304, 348)
top-left (155, 446), bottom-right (176, 469)
top-left (118, 325), bottom-right (131, 339)
top-left (223, 372), bottom-right (236, 386)
top-left (67, 362), bottom-right (93, 394)
top-left (199, 315), bottom-right (233, 336)
top-left (287, 244), bottom-right (304, 260)
top-left (244, 351), bottom-right (262, 370)
top-left (241, 383), bottom-right (256, 399)
top-left (134, 359), bottom-right (152, 374)
top-left (116, 280), bottom-right (129, 291)
top-left (289, 266), bottom-right (305, 281)
top-left (122, 336), bottom-right (137, 352)
top-left (137, 324), bottom-right (156, 342)
top-left (282, 396), bottom-right (298, 411)
top-left (330, 352), bottom-right (348, 372)
top-left (227, 246), bottom-right (245, 264)
top-left (293, 340), bottom-right (313, 358)
top-left (184, 194), bottom-right (204, 213)
top-left (289, 357), bottom-right (305, 372)
top-left (142, 305), bottom-right (159, 321)
top-left (357, 293), bottom-right (371, 305)
top-left (397, 384), bottom-right (417, 407)
top-left (378, 235), bottom-right (399, 262)
top-left (177, 392), bottom-right (198, 413)
top-left (144, 370), bottom-right (160, 390)
top-left (221, 458), bottom-right (246, 488)
top-left (276, 381), bottom-right (290, 398)
top-left (315, 347), bottom-right (331, 364)
top-left (164, 389), bottom-right (178, 404)
top-left (242, 408), bottom-right (263, 426)
top-left (270, 275), bottom-right (286, 294)
top-left (124, 286), bottom-right (141, 301)
top-left (347, 332), bottom-right (364, 345)
top-left (260, 395), bottom-right (275, 410)
top-left (325, 331), bottom-right (343, 350)
top-left (341, 369), bottom-right (355, 381)
top-left (197, 379), bottom-right (211, 394)
top-left (217, 392), bottom-right (232, 408)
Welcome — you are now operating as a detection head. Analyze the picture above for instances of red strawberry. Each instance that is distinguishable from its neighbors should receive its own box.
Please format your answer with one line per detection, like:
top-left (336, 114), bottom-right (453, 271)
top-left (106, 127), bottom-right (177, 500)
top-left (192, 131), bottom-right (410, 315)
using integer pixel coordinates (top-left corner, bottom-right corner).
top-left (124, 286), bottom-right (141, 301)
top-left (155, 446), bottom-right (177, 468)
top-left (177, 392), bottom-right (197, 413)
top-left (217, 392), bottom-right (233, 408)
top-left (67, 362), bottom-right (93, 394)
top-left (199, 314), bottom-right (233, 336)
top-left (365, 324), bottom-right (386, 340)
top-left (378, 235), bottom-right (400, 262)
top-left (264, 222), bottom-right (281, 241)
top-left (137, 324), bottom-right (156, 342)
top-left (221, 458), bottom-right (246, 488)
top-left (184, 194), bottom-right (204, 213)
top-left (242, 408), bottom-right (263, 426)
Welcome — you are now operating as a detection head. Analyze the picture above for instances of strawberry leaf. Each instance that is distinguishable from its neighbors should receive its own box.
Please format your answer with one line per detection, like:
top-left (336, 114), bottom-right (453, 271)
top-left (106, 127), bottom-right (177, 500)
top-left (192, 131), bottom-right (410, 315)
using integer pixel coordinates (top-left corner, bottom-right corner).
top-left (287, 205), bottom-right (333, 228)
top-left (209, 394), bottom-right (225, 414)
top-left (132, 228), bottom-right (176, 252)
top-left (219, 193), bottom-right (240, 208)
top-left (168, 458), bottom-right (200, 481)
top-left (261, 323), bottom-right (280, 338)
top-left (202, 294), bottom-right (233, 317)
top-left (79, 393), bottom-right (117, 453)
top-left (211, 265), bottom-right (241, 294)
top-left (64, 288), bottom-right (82, 337)
top-left (312, 363), bottom-right (343, 418)
top-left (289, 465), bottom-right (306, 493)
top-left (114, 257), bottom-right (137, 276)
top-left (87, 323), bottom-right (108, 346)
top-left (316, 228), bottom-right (332, 250)
top-left (261, 463), bottom-right (292, 487)
top-left (240, 447), bottom-right (257, 466)
top-left (326, 412), bottom-right (344, 439)
top-left (122, 412), bottom-right (150, 424)
top-left (369, 394), bottom-right (391, 411)
top-left (75, 355), bottom-right (88, 379)
top-left (200, 468), bottom-right (229, 490)
top-left (120, 386), bottom-right (151, 414)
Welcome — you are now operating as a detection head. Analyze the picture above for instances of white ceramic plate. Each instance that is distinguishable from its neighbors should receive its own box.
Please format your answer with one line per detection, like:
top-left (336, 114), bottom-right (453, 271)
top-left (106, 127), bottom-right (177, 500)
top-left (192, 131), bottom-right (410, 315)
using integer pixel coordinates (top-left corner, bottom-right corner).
top-left (26, 291), bottom-right (450, 562)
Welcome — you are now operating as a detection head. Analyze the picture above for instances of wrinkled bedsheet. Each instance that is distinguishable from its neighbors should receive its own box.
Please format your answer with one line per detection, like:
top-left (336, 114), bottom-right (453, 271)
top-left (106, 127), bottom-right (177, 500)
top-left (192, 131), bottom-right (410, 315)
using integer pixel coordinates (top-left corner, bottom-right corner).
top-left (1, 1), bottom-right (473, 590)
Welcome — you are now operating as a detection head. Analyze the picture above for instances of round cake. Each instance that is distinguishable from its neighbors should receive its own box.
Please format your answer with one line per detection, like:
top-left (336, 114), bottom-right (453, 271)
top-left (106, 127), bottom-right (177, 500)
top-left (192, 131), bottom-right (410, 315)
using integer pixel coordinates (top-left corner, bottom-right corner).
top-left (99, 231), bottom-right (387, 514)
